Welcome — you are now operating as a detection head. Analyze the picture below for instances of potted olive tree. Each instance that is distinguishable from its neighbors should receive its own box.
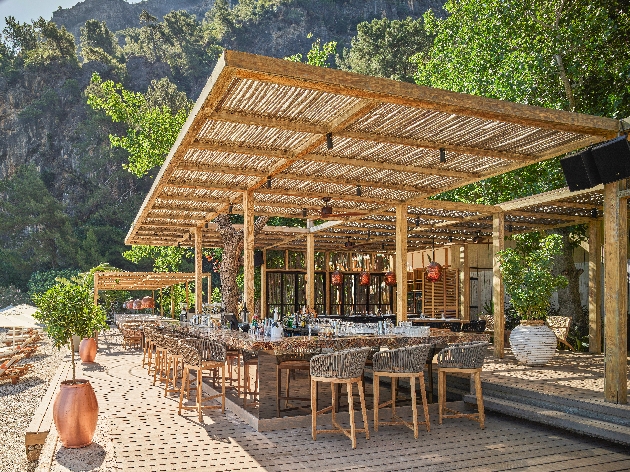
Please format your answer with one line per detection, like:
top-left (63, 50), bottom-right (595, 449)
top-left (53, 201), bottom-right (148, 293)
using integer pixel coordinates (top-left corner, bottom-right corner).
top-left (34, 278), bottom-right (107, 448)
top-left (497, 233), bottom-right (567, 366)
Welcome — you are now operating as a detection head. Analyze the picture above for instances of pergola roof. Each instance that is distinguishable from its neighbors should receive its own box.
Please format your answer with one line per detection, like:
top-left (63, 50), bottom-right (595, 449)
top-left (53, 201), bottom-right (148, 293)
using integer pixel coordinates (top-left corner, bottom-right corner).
top-left (94, 272), bottom-right (210, 291)
top-left (125, 50), bottom-right (620, 251)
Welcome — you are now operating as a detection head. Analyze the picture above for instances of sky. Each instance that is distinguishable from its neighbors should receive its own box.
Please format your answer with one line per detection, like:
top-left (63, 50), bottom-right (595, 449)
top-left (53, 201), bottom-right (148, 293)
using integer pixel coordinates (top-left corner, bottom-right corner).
top-left (0, 0), bottom-right (140, 33)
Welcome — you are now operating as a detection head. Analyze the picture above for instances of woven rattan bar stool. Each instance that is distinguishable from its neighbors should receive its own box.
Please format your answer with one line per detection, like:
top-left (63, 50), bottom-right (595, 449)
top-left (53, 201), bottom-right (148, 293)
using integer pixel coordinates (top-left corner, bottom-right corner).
top-left (242, 350), bottom-right (259, 408)
top-left (143, 326), bottom-right (155, 372)
top-left (310, 348), bottom-right (370, 449)
top-left (163, 333), bottom-right (188, 397)
top-left (178, 338), bottom-right (226, 422)
top-left (373, 344), bottom-right (432, 439)
top-left (152, 330), bottom-right (169, 386)
top-left (437, 342), bottom-right (487, 429)
top-left (277, 346), bottom-right (321, 417)
top-left (225, 348), bottom-right (242, 393)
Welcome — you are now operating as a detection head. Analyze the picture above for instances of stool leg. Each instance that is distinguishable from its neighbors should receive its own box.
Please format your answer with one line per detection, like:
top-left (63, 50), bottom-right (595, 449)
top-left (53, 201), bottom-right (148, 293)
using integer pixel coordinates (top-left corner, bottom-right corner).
top-left (373, 374), bottom-right (380, 432)
top-left (164, 357), bottom-right (170, 397)
top-left (243, 363), bottom-right (249, 407)
top-left (221, 363), bottom-right (226, 413)
top-left (285, 368), bottom-right (291, 408)
top-left (276, 366), bottom-right (281, 418)
top-left (347, 381), bottom-right (356, 449)
top-left (331, 379), bottom-right (337, 425)
top-left (474, 371), bottom-right (484, 429)
top-left (357, 379), bottom-right (369, 440)
top-left (178, 366), bottom-right (187, 415)
top-left (391, 376), bottom-right (397, 419)
top-left (419, 372), bottom-right (430, 432)
top-left (427, 360), bottom-right (433, 403)
top-left (311, 379), bottom-right (317, 441)
top-left (152, 350), bottom-right (160, 385)
top-left (438, 370), bottom-right (445, 425)
top-left (410, 376), bottom-right (418, 439)
top-left (197, 368), bottom-right (203, 423)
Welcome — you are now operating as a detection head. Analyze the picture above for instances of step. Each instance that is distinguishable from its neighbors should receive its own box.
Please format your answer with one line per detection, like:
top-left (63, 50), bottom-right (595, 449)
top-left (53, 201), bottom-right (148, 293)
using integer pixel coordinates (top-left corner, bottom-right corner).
top-left (465, 394), bottom-right (630, 446)
top-left (478, 381), bottom-right (630, 427)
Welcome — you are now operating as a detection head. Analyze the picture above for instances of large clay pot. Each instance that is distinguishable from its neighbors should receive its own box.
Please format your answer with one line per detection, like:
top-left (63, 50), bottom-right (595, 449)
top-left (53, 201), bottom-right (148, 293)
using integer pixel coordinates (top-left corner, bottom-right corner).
top-left (509, 320), bottom-right (557, 366)
top-left (384, 271), bottom-right (396, 286)
top-left (53, 380), bottom-right (99, 448)
top-left (79, 338), bottom-right (97, 363)
top-left (359, 271), bottom-right (370, 286)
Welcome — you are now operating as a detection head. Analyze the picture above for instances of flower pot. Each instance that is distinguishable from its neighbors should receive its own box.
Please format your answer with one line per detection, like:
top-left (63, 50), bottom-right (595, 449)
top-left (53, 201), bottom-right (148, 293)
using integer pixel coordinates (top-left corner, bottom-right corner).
top-left (79, 338), bottom-right (97, 363)
top-left (509, 321), bottom-right (557, 366)
top-left (53, 379), bottom-right (99, 448)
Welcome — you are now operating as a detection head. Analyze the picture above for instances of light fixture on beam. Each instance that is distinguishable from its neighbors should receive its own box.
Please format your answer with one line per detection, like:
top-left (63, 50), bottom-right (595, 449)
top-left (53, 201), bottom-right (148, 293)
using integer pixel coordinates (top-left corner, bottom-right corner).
top-left (302, 208), bottom-right (308, 218)
top-left (356, 185), bottom-right (362, 196)
top-left (414, 216), bottom-right (420, 228)
top-left (439, 148), bottom-right (446, 163)
top-left (326, 132), bottom-right (333, 150)
top-left (266, 176), bottom-right (272, 189)
top-left (591, 208), bottom-right (598, 218)
top-left (448, 236), bottom-right (453, 243)
top-left (228, 202), bottom-right (233, 214)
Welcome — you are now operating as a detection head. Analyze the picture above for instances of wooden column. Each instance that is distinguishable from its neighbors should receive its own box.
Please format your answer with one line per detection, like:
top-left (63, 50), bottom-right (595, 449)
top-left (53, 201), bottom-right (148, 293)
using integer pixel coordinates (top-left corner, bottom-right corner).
top-left (395, 204), bottom-right (408, 323)
top-left (325, 251), bottom-right (330, 315)
top-left (194, 227), bottom-right (203, 314)
top-left (170, 286), bottom-right (175, 318)
top-left (492, 212), bottom-right (505, 359)
top-left (207, 275), bottom-right (212, 304)
top-left (306, 221), bottom-right (315, 311)
top-left (185, 281), bottom-right (189, 312)
top-left (603, 181), bottom-right (627, 404)
top-left (588, 220), bottom-right (602, 354)
top-left (93, 273), bottom-right (99, 306)
top-left (160, 288), bottom-right (163, 317)
top-left (243, 190), bottom-right (255, 320)
top-left (261, 249), bottom-right (267, 318)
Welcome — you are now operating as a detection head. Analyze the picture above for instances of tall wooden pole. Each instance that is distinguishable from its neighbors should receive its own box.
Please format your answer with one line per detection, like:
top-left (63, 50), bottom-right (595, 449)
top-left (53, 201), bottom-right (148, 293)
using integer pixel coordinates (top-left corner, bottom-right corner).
top-left (93, 273), bottom-right (99, 306)
top-left (170, 286), bottom-right (175, 319)
top-left (194, 227), bottom-right (203, 314)
top-left (395, 204), bottom-right (408, 323)
top-left (306, 220), bottom-right (315, 311)
top-left (160, 288), bottom-right (163, 317)
top-left (492, 212), bottom-right (505, 359)
top-left (207, 275), bottom-right (212, 304)
top-left (603, 181), bottom-right (627, 404)
top-left (243, 190), bottom-right (255, 321)
top-left (588, 220), bottom-right (602, 354)
top-left (261, 249), bottom-right (267, 318)
top-left (185, 281), bottom-right (189, 312)
top-left (325, 251), bottom-right (330, 316)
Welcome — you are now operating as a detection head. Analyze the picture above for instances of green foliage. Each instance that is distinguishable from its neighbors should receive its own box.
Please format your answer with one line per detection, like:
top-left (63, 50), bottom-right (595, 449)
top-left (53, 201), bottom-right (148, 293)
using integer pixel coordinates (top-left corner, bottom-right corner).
top-left (122, 245), bottom-right (193, 272)
top-left (338, 17), bottom-right (431, 82)
top-left (285, 35), bottom-right (337, 67)
top-left (0, 285), bottom-right (32, 307)
top-left (28, 269), bottom-right (81, 299)
top-left (86, 73), bottom-right (192, 177)
top-left (497, 233), bottom-right (568, 320)
top-left (33, 275), bottom-right (107, 381)
top-left (80, 19), bottom-right (125, 66)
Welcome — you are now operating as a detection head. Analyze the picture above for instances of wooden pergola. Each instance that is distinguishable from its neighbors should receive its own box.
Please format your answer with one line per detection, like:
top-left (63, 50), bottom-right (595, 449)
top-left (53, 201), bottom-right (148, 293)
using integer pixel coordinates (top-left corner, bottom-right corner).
top-left (94, 271), bottom-right (212, 317)
top-left (125, 50), bottom-right (627, 403)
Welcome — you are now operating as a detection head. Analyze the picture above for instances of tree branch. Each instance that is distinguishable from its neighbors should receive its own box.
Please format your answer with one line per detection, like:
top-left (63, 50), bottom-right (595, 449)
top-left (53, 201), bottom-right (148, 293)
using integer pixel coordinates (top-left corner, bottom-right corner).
top-left (554, 53), bottom-right (576, 111)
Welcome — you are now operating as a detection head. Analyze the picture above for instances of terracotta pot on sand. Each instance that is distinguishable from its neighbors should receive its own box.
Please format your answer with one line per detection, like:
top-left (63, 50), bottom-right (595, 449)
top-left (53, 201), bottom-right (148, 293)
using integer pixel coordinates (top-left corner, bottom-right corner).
top-left (79, 338), bottom-right (97, 363)
top-left (53, 380), bottom-right (99, 448)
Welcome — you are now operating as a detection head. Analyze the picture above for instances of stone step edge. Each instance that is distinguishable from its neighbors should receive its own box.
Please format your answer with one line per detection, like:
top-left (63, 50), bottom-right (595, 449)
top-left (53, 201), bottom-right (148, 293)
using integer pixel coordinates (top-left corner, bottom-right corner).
top-left (464, 394), bottom-right (630, 447)
top-left (478, 381), bottom-right (630, 420)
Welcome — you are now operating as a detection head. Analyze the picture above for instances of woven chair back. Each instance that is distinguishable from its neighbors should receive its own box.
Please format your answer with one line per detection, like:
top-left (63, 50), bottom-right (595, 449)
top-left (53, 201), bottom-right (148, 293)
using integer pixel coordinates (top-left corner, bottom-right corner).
top-left (310, 348), bottom-right (370, 379)
top-left (436, 342), bottom-right (487, 369)
top-left (373, 344), bottom-right (433, 373)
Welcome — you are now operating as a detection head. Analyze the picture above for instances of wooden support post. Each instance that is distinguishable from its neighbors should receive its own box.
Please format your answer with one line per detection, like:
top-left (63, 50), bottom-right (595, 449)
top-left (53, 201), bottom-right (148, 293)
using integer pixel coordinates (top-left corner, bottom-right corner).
top-left (306, 220), bottom-right (315, 311)
top-left (325, 251), bottom-right (330, 316)
top-left (185, 281), bottom-right (189, 312)
top-left (243, 190), bottom-right (255, 321)
top-left (396, 204), bottom-right (408, 323)
top-left (461, 244), bottom-right (470, 321)
top-left (588, 220), bottom-right (602, 354)
top-left (207, 275), bottom-right (212, 304)
top-left (160, 288), bottom-right (163, 317)
top-left (93, 273), bottom-right (99, 306)
top-left (170, 286), bottom-right (175, 319)
top-left (195, 227), bottom-right (203, 314)
top-left (603, 181), bottom-right (627, 404)
top-left (261, 249), bottom-right (267, 318)
top-left (492, 212), bottom-right (505, 359)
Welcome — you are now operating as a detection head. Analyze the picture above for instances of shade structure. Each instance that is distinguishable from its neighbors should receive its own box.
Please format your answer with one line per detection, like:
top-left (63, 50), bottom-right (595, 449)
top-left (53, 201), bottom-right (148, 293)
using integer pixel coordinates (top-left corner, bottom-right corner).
top-left (94, 272), bottom-right (210, 291)
top-left (124, 50), bottom-right (619, 252)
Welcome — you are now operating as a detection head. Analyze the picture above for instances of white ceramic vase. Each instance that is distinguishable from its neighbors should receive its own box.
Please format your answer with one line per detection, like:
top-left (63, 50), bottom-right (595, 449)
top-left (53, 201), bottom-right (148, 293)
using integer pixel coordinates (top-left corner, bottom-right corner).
top-left (509, 321), bottom-right (557, 366)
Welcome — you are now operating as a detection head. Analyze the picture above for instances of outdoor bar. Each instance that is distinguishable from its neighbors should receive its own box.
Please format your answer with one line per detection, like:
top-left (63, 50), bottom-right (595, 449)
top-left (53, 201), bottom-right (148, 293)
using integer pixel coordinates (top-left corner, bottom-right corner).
top-left (120, 48), bottom-right (627, 439)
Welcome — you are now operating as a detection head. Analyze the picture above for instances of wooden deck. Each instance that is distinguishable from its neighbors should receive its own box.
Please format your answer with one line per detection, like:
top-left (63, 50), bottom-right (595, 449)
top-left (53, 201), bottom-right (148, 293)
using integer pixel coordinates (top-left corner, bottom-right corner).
top-left (42, 331), bottom-right (627, 472)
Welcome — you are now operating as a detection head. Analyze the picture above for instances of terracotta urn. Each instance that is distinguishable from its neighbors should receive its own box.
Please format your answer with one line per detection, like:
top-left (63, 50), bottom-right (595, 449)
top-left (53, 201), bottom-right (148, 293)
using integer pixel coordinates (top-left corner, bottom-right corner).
top-left (384, 271), bottom-right (396, 286)
top-left (142, 296), bottom-right (155, 309)
top-left (331, 270), bottom-right (343, 286)
top-left (79, 338), bottom-right (97, 363)
top-left (359, 271), bottom-right (370, 286)
top-left (426, 261), bottom-right (442, 282)
top-left (53, 380), bottom-right (99, 448)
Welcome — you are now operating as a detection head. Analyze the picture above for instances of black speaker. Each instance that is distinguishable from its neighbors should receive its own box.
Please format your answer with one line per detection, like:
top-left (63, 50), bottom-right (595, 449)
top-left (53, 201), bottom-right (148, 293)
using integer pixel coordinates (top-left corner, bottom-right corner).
top-left (254, 250), bottom-right (264, 267)
top-left (591, 136), bottom-right (630, 184)
top-left (561, 151), bottom-right (601, 191)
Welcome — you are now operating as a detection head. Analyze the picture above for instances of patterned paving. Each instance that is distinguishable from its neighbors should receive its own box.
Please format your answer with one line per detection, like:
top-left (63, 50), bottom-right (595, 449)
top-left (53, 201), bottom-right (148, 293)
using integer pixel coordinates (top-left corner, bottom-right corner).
top-left (78, 331), bottom-right (630, 472)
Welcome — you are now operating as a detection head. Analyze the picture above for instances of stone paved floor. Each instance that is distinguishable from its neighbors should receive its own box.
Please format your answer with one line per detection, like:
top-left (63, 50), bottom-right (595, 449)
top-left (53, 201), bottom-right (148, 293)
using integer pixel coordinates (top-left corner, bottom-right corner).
top-left (72, 332), bottom-right (630, 472)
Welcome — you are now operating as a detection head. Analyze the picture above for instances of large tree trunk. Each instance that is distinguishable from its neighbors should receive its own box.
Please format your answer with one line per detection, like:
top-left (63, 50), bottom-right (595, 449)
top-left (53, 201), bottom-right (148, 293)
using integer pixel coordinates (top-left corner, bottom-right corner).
top-left (551, 228), bottom-right (582, 320)
top-left (215, 215), bottom-right (268, 315)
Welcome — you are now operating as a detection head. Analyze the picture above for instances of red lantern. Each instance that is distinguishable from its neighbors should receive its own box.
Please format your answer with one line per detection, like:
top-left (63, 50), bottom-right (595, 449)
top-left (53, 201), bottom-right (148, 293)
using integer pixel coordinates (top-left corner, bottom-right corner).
top-left (359, 271), bottom-right (370, 286)
top-left (142, 296), bottom-right (155, 309)
top-left (384, 271), bottom-right (397, 286)
top-left (426, 261), bottom-right (442, 283)
top-left (125, 300), bottom-right (133, 310)
top-left (132, 299), bottom-right (142, 310)
top-left (331, 270), bottom-right (343, 286)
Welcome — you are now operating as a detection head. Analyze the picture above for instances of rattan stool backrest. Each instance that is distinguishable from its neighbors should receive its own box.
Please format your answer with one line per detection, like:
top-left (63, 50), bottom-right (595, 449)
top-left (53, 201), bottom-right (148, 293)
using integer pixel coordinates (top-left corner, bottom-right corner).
top-left (436, 342), bottom-right (487, 369)
top-left (373, 344), bottom-right (433, 373)
top-left (310, 348), bottom-right (370, 379)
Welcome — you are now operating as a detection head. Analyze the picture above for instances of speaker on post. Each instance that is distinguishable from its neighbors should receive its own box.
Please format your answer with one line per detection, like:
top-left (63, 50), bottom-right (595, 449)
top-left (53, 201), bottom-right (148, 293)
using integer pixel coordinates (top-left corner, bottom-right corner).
top-left (254, 250), bottom-right (264, 267)
top-left (560, 150), bottom-right (601, 191)
top-left (591, 135), bottom-right (630, 184)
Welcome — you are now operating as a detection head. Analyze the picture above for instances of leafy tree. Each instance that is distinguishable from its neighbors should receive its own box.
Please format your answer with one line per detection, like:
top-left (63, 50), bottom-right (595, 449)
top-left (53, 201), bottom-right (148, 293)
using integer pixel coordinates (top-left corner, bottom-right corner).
top-left (80, 19), bottom-right (124, 65)
top-left (122, 245), bottom-right (193, 273)
top-left (338, 17), bottom-right (431, 82)
top-left (86, 73), bottom-right (192, 177)
top-left (286, 34), bottom-right (337, 67)
top-left (414, 0), bottom-right (630, 319)
top-left (28, 269), bottom-right (81, 299)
